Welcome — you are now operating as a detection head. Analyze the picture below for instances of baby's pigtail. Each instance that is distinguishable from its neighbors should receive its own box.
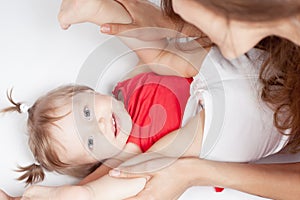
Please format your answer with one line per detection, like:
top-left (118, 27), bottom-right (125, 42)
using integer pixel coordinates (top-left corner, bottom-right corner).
top-left (16, 163), bottom-right (45, 186)
top-left (1, 88), bottom-right (23, 114)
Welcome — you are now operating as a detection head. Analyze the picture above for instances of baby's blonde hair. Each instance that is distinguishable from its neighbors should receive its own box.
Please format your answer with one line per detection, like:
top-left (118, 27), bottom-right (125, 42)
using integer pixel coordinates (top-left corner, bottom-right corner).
top-left (1, 85), bottom-right (101, 185)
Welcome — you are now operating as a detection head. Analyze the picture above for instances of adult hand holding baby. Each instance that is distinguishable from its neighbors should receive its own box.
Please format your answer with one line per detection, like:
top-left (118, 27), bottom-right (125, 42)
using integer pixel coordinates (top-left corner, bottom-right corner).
top-left (109, 157), bottom-right (206, 200)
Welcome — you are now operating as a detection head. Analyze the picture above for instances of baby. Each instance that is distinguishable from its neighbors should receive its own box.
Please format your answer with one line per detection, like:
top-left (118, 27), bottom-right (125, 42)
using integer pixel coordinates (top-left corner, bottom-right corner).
top-left (1, 69), bottom-right (193, 200)
top-left (1, 71), bottom-right (192, 181)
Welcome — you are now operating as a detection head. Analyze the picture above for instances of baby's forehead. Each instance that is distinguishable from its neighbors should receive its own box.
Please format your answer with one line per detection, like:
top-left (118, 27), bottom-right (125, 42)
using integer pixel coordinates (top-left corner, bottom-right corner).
top-left (72, 92), bottom-right (115, 107)
top-left (72, 91), bottom-right (101, 104)
top-left (49, 109), bottom-right (78, 146)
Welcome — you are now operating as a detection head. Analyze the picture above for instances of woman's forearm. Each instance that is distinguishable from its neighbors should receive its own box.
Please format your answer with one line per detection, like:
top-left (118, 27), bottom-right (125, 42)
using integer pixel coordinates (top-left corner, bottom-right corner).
top-left (190, 159), bottom-right (300, 200)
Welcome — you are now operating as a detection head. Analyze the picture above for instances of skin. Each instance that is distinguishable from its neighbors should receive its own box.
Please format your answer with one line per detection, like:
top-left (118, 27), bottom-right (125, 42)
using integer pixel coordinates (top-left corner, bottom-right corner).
top-left (58, 0), bottom-right (132, 29)
top-left (3, 0), bottom-right (300, 199)
top-left (171, 0), bottom-right (300, 59)
top-left (51, 92), bottom-right (140, 165)
top-left (99, 0), bottom-right (300, 59)
top-left (109, 157), bottom-right (300, 200)
top-left (0, 190), bottom-right (20, 200)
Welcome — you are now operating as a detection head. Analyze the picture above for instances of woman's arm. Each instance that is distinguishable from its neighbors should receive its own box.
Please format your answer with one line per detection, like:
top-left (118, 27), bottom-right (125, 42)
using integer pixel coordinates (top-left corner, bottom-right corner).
top-left (109, 156), bottom-right (300, 200)
top-left (198, 160), bottom-right (300, 200)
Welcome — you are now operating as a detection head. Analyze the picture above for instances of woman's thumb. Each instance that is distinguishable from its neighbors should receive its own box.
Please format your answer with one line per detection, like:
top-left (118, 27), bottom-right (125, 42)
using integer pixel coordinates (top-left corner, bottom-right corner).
top-left (100, 23), bottom-right (137, 35)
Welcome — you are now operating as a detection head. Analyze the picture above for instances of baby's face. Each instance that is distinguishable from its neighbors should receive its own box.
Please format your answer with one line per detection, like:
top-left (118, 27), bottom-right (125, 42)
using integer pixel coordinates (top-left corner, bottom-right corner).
top-left (51, 92), bottom-right (132, 165)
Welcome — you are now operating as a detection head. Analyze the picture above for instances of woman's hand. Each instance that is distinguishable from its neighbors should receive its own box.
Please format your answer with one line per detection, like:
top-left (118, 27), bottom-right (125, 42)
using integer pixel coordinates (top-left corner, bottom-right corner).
top-left (109, 156), bottom-right (205, 200)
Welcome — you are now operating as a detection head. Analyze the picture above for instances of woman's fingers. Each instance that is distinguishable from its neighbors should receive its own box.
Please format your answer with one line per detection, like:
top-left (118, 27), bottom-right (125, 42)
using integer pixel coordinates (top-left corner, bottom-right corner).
top-left (109, 157), bottom-right (178, 179)
top-left (109, 167), bottom-right (151, 181)
top-left (100, 23), bottom-right (138, 35)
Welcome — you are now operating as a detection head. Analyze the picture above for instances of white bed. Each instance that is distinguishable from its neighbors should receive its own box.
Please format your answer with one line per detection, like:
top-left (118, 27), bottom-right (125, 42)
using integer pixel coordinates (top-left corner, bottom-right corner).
top-left (0, 1), bottom-right (299, 199)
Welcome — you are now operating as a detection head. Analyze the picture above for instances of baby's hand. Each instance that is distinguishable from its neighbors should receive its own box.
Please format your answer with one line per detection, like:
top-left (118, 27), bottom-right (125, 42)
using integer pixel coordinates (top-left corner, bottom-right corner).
top-left (58, 0), bottom-right (103, 29)
top-left (0, 189), bottom-right (14, 200)
top-left (21, 185), bottom-right (92, 200)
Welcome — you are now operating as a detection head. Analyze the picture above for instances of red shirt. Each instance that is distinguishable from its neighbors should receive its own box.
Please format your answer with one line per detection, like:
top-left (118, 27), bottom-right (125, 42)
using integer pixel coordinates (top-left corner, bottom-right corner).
top-left (113, 72), bottom-right (192, 152)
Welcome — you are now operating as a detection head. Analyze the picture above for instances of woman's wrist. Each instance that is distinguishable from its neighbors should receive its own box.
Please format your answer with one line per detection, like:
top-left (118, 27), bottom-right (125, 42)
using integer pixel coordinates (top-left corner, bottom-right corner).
top-left (178, 157), bottom-right (230, 188)
top-left (174, 157), bottom-right (212, 188)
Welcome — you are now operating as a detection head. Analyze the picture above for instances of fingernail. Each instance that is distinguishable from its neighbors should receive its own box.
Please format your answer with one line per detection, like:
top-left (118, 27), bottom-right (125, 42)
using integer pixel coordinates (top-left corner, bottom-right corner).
top-left (109, 168), bottom-right (120, 177)
top-left (100, 25), bottom-right (110, 33)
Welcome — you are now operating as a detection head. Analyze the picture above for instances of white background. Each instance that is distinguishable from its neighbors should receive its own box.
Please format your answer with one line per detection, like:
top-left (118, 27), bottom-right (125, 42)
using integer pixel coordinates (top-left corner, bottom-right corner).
top-left (0, 0), bottom-right (298, 199)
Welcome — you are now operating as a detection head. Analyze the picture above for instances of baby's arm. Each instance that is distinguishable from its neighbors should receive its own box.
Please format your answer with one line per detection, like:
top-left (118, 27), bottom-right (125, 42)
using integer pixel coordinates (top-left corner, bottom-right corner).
top-left (78, 163), bottom-right (111, 185)
top-left (85, 175), bottom-right (146, 199)
top-left (21, 175), bottom-right (146, 200)
top-left (120, 36), bottom-right (207, 77)
top-left (147, 110), bottom-right (205, 157)
top-left (58, 0), bottom-right (132, 29)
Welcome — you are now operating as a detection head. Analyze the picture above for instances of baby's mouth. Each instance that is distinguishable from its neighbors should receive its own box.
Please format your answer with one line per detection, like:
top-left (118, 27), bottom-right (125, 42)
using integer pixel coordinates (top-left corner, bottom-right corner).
top-left (112, 113), bottom-right (118, 137)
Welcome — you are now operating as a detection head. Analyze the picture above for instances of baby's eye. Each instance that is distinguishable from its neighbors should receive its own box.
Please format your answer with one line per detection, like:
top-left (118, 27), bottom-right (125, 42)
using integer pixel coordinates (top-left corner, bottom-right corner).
top-left (88, 136), bottom-right (94, 150)
top-left (83, 106), bottom-right (92, 120)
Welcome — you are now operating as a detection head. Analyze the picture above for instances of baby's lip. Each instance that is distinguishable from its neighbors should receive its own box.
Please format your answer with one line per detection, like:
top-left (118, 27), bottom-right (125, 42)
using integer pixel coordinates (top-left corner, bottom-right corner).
top-left (112, 113), bottom-right (118, 138)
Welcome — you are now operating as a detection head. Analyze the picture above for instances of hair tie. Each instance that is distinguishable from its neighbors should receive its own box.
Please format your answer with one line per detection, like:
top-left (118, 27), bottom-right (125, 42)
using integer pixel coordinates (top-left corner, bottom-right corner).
top-left (20, 104), bottom-right (30, 113)
top-left (34, 161), bottom-right (41, 166)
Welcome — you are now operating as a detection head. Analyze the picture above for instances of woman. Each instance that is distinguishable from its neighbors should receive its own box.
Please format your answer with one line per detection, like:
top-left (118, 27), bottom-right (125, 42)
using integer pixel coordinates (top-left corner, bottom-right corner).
top-left (97, 0), bottom-right (300, 200)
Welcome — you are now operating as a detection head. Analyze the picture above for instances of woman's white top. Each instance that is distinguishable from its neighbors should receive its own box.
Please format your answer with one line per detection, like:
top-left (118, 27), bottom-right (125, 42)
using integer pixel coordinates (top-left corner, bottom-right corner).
top-left (182, 47), bottom-right (289, 162)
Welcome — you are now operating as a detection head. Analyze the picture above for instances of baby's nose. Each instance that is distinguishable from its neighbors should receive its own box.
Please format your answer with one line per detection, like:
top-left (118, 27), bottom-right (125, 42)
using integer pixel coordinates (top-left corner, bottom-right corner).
top-left (97, 117), bottom-right (106, 134)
